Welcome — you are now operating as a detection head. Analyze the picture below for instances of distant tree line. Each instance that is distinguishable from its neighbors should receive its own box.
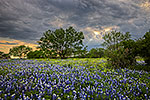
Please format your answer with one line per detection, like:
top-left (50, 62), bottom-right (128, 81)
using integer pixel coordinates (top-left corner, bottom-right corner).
top-left (2, 26), bottom-right (149, 70)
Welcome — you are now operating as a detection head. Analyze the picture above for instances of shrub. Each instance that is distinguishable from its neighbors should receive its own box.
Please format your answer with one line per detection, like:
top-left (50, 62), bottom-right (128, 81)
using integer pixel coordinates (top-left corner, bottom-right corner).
top-left (106, 47), bottom-right (136, 68)
top-left (102, 31), bottom-right (137, 68)
top-left (136, 31), bottom-right (150, 65)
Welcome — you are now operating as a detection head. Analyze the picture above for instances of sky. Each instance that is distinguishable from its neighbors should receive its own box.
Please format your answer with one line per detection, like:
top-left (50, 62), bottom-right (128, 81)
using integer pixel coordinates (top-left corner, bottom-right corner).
top-left (0, 0), bottom-right (150, 53)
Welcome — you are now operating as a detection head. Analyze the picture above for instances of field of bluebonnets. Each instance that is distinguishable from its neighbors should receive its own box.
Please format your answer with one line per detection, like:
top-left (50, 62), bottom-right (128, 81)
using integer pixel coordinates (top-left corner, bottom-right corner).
top-left (0, 58), bottom-right (150, 100)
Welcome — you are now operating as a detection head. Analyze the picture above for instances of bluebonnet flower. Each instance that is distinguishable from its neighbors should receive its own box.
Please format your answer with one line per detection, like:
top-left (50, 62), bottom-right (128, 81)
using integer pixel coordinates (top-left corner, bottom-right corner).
top-left (73, 95), bottom-right (77, 100)
top-left (0, 59), bottom-right (150, 99)
top-left (53, 93), bottom-right (57, 100)
top-left (11, 94), bottom-right (15, 100)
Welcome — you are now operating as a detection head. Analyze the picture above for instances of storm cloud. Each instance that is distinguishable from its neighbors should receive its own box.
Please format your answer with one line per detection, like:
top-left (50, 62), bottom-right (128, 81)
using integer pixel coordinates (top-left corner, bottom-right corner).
top-left (0, 0), bottom-right (150, 49)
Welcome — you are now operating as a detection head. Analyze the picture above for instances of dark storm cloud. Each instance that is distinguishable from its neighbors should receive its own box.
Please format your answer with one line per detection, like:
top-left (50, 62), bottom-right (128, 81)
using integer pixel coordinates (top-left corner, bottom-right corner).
top-left (0, 0), bottom-right (150, 49)
top-left (72, 0), bottom-right (139, 27)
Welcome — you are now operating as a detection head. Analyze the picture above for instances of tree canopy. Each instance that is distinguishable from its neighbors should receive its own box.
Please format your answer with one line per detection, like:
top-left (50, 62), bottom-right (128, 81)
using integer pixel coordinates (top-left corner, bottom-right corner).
top-left (38, 26), bottom-right (85, 58)
top-left (102, 31), bottom-right (131, 50)
top-left (88, 48), bottom-right (105, 58)
top-left (9, 45), bottom-right (32, 58)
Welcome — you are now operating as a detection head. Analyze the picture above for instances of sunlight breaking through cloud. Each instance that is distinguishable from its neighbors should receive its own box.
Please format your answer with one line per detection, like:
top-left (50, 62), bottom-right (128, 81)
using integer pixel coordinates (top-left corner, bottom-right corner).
top-left (140, 1), bottom-right (150, 10)
top-left (0, 38), bottom-right (37, 53)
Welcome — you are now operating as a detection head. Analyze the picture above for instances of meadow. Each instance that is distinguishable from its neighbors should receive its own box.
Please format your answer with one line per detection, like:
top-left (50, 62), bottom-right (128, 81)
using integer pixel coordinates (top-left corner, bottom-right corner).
top-left (0, 58), bottom-right (150, 100)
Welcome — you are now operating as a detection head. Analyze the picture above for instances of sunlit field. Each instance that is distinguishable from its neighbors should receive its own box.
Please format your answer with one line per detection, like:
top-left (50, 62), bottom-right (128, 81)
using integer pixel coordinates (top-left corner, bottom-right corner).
top-left (0, 58), bottom-right (150, 100)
